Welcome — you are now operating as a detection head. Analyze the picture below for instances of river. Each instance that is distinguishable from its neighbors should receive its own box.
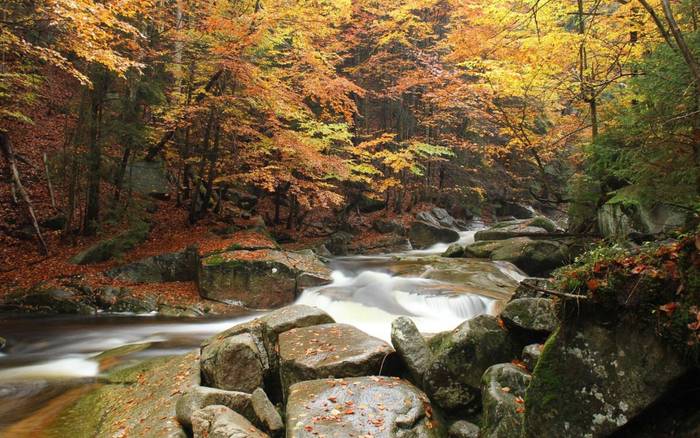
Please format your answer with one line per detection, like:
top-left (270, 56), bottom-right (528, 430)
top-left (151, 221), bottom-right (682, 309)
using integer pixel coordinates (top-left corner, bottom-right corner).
top-left (0, 229), bottom-right (526, 435)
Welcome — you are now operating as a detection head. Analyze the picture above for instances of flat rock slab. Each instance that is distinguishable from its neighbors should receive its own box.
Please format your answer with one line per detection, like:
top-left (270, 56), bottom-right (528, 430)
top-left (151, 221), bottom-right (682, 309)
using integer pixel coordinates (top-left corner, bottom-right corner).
top-left (286, 377), bottom-right (443, 437)
top-left (279, 323), bottom-right (395, 393)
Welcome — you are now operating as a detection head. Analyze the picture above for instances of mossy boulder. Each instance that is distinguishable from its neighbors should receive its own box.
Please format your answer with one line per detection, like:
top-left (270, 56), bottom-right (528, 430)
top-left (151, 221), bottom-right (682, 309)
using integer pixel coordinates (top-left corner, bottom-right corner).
top-left (197, 249), bottom-right (332, 308)
top-left (443, 243), bottom-right (465, 258)
top-left (70, 221), bottom-right (150, 265)
top-left (43, 353), bottom-right (198, 438)
top-left (448, 420), bottom-right (480, 438)
top-left (474, 217), bottom-right (558, 241)
top-left (521, 344), bottom-right (543, 372)
top-left (500, 297), bottom-right (558, 340)
top-left (481, 363), bottom-right (531, 438)
top-left (105, 246), bottom-right (198, 283)
top-left (424, 315), bottom-right (515, 412)
top-left (286, 377), bottom-right (444, 437)
top-left (464, 237), bottom-right (571, 276)
top-left (124, 160), bottom-right (170, 198)
top-left (391, 316), bottom-right (433, 386)
top-left (524, 317), bottom-right (688, 438)
top-left (0, 286), bottom-right (96, 315)
top-left (278, 323), bottom-right (395, 396)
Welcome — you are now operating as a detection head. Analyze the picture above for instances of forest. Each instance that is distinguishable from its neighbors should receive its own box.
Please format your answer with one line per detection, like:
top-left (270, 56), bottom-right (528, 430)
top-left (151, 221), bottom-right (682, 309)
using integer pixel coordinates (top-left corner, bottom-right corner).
top-left (0, 0), bottom-right (699, 437)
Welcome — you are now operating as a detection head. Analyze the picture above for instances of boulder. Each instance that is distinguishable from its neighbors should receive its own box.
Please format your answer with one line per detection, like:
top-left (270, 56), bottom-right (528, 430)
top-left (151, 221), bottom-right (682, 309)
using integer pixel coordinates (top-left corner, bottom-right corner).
top-left (448, 420), bottom-right (480, 438)
top-left (443, 243), bottom-right (465, 258)
top-left (200, 305), bottom-right (335, 395)
top-left (409, 221), bottom-right (459, 249)
top-left (464, 237), bottom-right (570, 276)
top-left (286, 377), bottom-right (443, 437)
top-left (200, 333), bottom-right (265, 392)
top-left (197, 249), bottom-right (332, 308)
top-left (124, 160), bottom-right (169, 198)
top-left (390, 316), bottom-right (433, 385)
top-left (0, 286), bottom-right (96, 315)
top-left (496, 202), bottom-right (536, 219)
top-left (373, 218), bottom-right (406, 235)
top-left (597, 201), bottom-right (686, 239)
top-left (192, 405), bottom-right (269, 438)
top-left (512, 278), bottom-right (554, 299)
top-left (521, 344), bottom-right (543, 372)
top-left (251, 388), bottom-right (284, 437)
top-left (176, 386), bottom-right (253, 429)
top-left (70, 221), bottom-right (150, 264)
top-left (278, 323), bottom-right (395, 394)
top-left (324, 231), bottom-right (353, 256)
top-left (417, 207), bottom-right (459, 229)
top-left (524, 318), bottom-right (688, 438)
top-left (481, 363), bottom-right (531, 438)
top-left (105, 247), bottom-right (199, 283)
top-left (501, 298), bottom-right (558, 339)
top-left (474, 217), bottom-right (557, 241)
top-left (41, 215), bottom-right (67, 230)
top-left (424, 315), bottom-right (515, 411)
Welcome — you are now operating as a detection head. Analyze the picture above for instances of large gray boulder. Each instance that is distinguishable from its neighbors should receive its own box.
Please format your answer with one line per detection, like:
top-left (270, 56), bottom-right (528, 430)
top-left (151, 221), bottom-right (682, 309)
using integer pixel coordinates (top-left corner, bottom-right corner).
top-left (200, 333), bottom-right (265, 392)
top-left (278, 323), bottom-right (395, 395)
top-left (481, 363), bottom-right (531, 438)
top-left (391, 316), bottom-right (433, 385)
top-left (251, 388), bottom-right (284, 437)
top-left (200, 306), bottom-right (334, 395)
top-left (417, 207), bottom-right (459, 229)
top-left (198, 249), bottom-right (332, 308)
top-left (70, 221), bottom-right (149, 264)
top-left (124, 160), bottom-right (169, 198)
top-left (501, 297), bottom-right (558, 338)
top-left (191, 405), bottom-right (269, 438)
top-left (521, 344), bottom-right (543, 372)
top-left (176, 386), bottom-right (253, 429)
top-left (286, 377), bottom-right (443, 437)
top-left (106, 246), bottom-right (198, 283)
top-left (524, 318), bottom-right (688, 437)
top-left (424, 315), bottom-right (515, 411)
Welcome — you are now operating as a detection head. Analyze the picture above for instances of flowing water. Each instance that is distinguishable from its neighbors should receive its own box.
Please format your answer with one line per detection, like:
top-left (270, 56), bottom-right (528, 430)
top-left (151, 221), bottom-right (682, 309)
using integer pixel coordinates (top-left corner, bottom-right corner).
top-left (0, 228), bottom-right (525, 435)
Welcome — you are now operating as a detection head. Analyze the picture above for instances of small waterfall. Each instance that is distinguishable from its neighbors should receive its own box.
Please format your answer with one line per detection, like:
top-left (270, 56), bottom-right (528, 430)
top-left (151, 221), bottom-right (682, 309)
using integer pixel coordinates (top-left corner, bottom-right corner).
top-left (297, 266), bottom-right (496, 341)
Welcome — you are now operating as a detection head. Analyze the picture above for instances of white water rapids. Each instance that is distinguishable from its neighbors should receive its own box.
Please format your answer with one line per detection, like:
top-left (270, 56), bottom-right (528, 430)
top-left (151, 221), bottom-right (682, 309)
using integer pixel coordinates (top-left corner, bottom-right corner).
top-left (0, 227), bottom-right (526, 431)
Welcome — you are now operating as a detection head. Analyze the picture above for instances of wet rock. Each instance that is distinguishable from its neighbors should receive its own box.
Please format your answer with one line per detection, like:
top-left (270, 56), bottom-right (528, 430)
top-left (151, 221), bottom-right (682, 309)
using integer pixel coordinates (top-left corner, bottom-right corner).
top-left (286, 377), bottom-right (443, 437)
top-left (443, 243), bottom-right (465, 258)
top-left (409, 221), bottom-right (459, 250)
top-left (424, 315), bottom-right (514, 411)
top-left (448, 420), bottom-right (480, 438)
top-left (521, 344), bottom-right (543, 371)
top-left (197, 249), bottom-right (331, 308)
top-left (512, 278), bottom-right (554, 299)
top-left (524, 318), bottom-right (688, 438)
top-left (200, 333), bottom-right (265, 392)
top-left (481, 363), bottom-right (531, 438)
top-left (464, 237), bottom-right (570, 276)
top-left (108, 293), bottom-right (158, 313)
top-left (200, 305), bottom-right (335, 396)
top-left (176, 386), bottom-right (253, 429)
top-left (106, 246), bottom-right (198, 283)
top-left (251, 388), bottom-right (284, 436)
top-left (501, 297), bottom-right (558, 339)
top-left (278, 323), bottom-right (395, 395)
top-left (192, 405), bottom-right (269, 438)
top-left (417, 207), bottom-right (459, 229)
top-left (474, 217), bottom-right (557, 241)
top-left (391, 316), bottom-right (433, 385)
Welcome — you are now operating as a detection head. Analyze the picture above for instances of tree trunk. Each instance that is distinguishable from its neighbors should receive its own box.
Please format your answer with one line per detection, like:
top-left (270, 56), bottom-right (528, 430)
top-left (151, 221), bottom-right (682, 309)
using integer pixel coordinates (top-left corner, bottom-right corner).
top-left (0, 131), bottom-right (49, 254)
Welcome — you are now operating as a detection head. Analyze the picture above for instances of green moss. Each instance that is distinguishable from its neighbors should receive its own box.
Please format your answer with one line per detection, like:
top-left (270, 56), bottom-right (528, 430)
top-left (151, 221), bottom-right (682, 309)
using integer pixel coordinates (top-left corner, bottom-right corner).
top-left (45, 386), bottom-right (109, 438)
top-left (526, 327), bottom-right (562, 411)
top-left (530, 217), bottom-right (557, 233)
top-left (104, 356), bottom-right (174, 384)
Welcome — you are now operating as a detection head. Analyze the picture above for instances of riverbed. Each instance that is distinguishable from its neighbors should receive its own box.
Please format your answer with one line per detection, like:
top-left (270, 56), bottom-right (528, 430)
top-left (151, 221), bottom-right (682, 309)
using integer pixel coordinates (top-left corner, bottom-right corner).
top-left (0, 230), bottom-right (525, 435)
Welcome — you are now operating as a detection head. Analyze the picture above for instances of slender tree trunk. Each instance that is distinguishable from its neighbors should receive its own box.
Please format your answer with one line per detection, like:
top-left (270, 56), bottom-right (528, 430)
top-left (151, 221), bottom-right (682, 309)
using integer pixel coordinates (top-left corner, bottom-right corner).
top-left (0, 131), bottom-right (48, 254)
top-left (43, 153), bottom-right (56, 209)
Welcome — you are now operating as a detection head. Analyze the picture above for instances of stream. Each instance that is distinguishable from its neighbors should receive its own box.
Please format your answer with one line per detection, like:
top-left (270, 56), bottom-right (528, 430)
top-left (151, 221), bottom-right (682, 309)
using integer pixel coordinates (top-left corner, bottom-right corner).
top-left (0, 229), bottom-right (526, 435)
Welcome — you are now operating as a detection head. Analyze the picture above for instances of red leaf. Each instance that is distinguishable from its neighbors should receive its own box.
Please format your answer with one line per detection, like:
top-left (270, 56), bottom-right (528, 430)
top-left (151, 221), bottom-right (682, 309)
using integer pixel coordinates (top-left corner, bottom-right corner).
top-left (659, 302), bottom-right (678, 316)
